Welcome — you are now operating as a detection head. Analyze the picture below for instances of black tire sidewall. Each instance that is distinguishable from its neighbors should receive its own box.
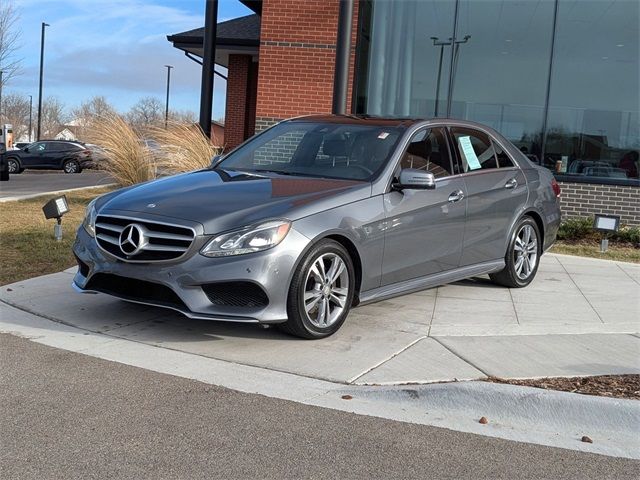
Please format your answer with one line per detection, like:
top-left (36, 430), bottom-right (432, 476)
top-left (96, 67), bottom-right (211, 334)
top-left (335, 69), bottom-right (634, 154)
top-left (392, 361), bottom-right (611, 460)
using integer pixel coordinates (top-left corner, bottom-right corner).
top-left (505, 217), bottom-right (541, 287)
top-left (287, 240), bottom-right (355, 338)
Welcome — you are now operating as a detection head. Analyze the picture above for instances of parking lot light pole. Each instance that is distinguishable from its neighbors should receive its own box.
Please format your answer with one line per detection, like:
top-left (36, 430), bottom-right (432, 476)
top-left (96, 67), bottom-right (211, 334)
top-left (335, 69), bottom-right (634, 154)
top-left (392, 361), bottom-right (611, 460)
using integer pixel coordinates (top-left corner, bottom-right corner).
top-left (164, 65), bottom-right (173, 129)
top-left (36, 22), bottom-right (50, 141)
top-left (28, 95), bottom-right (33, 142)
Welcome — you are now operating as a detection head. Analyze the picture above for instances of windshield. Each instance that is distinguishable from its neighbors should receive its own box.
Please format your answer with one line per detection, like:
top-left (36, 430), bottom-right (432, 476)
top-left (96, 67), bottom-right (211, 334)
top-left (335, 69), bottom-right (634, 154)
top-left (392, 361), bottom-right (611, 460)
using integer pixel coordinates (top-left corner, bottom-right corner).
top-left (217, 121), bottom-right (405, 181)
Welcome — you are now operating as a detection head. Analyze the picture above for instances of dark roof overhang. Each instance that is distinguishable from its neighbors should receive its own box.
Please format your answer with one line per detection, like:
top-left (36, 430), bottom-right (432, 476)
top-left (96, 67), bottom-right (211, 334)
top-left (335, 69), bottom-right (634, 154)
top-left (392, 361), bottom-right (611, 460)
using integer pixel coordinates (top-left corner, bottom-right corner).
top-left (167, 14), bottom-right (260, 67)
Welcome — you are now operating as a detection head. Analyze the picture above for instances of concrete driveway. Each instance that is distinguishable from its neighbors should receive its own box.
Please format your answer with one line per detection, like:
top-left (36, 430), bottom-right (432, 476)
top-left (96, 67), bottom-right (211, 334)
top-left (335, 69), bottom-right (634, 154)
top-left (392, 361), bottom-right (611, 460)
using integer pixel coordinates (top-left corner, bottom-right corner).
top-left (0, 171), bottom-right (114, 201)
top-left (1, 253), bottom-right (638, 385)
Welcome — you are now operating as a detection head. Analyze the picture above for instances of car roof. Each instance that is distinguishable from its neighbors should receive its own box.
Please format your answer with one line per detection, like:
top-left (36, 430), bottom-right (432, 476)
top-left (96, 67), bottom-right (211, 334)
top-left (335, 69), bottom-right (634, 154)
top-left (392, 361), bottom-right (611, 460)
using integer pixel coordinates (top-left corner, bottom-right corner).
top-left (37, 140), bottom-right (86, 146)
top-left (287, 114), bottom-right (422, 128)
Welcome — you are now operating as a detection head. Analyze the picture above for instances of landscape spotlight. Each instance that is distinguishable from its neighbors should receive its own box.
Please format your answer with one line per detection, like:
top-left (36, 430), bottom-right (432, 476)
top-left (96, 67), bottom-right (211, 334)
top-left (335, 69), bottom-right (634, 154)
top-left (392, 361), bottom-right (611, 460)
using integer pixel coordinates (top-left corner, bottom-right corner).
top-left (42, 195), bottom-right (69, 241)
top-left (593, 214), bottom-right (620, 253)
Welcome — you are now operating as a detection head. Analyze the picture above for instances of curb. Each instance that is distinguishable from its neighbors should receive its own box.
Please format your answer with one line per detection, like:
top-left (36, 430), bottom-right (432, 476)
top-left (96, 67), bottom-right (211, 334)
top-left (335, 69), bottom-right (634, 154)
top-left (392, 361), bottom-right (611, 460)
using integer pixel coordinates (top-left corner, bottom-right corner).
top-left (0, 183), bottom-right (117, 203)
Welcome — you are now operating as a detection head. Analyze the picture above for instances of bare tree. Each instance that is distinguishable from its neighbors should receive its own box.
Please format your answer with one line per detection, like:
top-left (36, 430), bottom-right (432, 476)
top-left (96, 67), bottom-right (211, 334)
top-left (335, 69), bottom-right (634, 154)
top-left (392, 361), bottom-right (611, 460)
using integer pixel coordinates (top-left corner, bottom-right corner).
top-left (37, 96), bottom-right (68, 139)
top-left (0, 1), bottom-right (22, 88)
top-left (71, 96), bottom-right (116, 140)
top-left (1, 92), bottom-right (30, 140)
top-left (126, 97), bottom-right (164, 131)
top-left (169, 109), bottom-right (198, 124)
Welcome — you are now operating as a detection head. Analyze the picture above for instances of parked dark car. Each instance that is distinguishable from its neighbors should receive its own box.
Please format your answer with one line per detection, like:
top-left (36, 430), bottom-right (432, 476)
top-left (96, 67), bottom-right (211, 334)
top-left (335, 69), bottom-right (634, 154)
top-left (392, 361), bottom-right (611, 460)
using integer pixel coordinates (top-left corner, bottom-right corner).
top-left (74, 115), bottom-right (562, 339)
top-left (5, 140), bottom-right (92, 174)
top-left (0, 143), bottom-right (9, 181)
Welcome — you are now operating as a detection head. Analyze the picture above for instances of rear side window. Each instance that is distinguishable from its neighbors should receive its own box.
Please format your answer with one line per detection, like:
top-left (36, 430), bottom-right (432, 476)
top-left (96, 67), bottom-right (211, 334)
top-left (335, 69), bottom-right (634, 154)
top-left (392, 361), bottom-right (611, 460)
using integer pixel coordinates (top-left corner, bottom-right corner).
top-left (450, 128), bottom-right (514, 172)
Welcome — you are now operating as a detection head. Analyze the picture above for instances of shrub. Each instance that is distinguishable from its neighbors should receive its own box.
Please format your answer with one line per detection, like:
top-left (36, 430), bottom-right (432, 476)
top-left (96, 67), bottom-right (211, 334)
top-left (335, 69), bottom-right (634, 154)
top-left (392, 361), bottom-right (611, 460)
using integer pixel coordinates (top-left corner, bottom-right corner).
top-left (557, 216), bottom-right (640, 246)
top-left (556, 217), bottom-right (593, 241)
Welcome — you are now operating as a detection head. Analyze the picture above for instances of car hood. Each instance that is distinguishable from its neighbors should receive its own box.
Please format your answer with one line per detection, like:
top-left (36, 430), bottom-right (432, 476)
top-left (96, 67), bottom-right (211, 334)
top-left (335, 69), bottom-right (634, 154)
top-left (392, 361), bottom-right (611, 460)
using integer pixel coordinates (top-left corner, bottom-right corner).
top-left (100, 169), bottom-right (371, 234)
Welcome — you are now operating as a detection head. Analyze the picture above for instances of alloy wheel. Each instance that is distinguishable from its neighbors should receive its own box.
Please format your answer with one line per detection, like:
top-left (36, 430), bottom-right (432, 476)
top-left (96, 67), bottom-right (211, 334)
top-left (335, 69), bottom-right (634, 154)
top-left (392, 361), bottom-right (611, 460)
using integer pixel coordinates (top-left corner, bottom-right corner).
top-left (513, 224), bottom-right (538, 280)
top-left (7, 159), bottom-right (18, 173)
top-left (303, 253), bottom-right (350, 328)
top-left (64, 160), bottom-right (79, 173)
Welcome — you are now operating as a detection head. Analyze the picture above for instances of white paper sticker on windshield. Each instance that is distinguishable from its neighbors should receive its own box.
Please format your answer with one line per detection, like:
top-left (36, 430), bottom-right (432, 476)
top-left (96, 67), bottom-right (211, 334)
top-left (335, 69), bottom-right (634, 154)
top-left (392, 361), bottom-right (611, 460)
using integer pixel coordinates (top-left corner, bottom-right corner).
top-left (378, 132), bottom-right (389, 139)
top-left (458, 136), bottom-right (481, 171)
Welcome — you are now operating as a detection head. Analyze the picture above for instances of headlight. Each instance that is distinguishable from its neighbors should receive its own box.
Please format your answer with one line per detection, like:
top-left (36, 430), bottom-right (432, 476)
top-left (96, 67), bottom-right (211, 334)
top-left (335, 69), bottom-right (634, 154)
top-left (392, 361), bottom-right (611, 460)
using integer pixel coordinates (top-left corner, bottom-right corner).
top-left (82, 199), bottom-right (97, 237)
top-left (200, 220), bottom-right (291, 257)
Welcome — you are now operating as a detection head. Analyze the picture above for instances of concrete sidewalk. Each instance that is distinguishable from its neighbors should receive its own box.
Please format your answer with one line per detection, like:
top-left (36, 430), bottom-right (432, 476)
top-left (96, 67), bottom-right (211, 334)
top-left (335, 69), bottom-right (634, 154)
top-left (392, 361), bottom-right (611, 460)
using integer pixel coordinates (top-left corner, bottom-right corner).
top-left (1, 253), bottom-right (638, 385)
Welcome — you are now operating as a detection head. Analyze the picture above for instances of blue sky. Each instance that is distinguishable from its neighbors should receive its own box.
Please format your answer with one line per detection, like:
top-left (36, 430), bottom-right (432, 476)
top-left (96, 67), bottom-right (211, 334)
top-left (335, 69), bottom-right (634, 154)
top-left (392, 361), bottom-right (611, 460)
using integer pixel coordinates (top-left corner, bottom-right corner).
top-left (7, 0), bottom-right (252, 119)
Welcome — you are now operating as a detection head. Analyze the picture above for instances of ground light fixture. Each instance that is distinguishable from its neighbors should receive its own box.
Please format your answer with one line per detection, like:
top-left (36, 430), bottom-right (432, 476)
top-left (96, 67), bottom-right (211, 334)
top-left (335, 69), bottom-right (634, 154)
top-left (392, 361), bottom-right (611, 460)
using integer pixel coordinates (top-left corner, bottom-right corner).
top-left (593, 214), bottom-right (620, 253)
top-left (42, 195), bottom-right (69, 241)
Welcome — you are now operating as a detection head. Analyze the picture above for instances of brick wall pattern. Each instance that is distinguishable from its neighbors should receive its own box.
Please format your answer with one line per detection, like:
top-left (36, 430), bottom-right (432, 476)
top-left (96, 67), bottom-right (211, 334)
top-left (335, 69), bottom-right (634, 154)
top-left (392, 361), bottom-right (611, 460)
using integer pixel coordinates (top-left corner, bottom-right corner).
top-left (559, 181), bottom-right (640, 226)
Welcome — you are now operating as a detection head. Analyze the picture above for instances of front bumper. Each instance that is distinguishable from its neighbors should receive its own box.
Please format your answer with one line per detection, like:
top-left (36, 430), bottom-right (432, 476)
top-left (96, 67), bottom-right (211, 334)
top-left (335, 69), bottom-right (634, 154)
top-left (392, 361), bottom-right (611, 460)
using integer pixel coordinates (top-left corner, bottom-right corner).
top-left (72, 225), bottom-right (311, 323)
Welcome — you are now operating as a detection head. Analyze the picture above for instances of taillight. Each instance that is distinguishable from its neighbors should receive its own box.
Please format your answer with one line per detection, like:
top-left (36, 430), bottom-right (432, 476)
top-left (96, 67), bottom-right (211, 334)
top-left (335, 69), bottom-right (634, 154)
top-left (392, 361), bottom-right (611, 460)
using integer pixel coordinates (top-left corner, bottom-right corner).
top-left (551, 178), bottom-right (561, 198)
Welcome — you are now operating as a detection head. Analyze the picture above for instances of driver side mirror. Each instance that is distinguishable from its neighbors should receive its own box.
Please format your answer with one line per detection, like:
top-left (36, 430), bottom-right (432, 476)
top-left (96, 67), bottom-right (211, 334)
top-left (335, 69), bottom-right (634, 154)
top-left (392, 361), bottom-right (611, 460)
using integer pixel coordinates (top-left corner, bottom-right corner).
top-left (210, 154), bottom-right (222, 168)
top-left (393, 169), bottom-right (436, 190)
top-left (24, 147), bottom-right (29, 153)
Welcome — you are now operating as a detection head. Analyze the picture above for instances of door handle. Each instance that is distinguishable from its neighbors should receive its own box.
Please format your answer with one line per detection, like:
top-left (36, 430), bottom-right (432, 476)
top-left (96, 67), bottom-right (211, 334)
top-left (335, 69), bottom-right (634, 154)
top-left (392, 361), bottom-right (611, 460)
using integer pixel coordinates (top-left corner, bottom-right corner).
top-left (448, 190), bottom-right (465, 203)
top-left (505, 178), bottom-right (518, 189)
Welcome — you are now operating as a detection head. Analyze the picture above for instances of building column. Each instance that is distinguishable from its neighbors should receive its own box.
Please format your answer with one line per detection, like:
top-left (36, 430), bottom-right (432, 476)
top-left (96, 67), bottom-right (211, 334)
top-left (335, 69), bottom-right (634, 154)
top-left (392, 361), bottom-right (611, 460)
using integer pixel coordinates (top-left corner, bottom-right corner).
top-left (224, 54), bottom-right (258, 150)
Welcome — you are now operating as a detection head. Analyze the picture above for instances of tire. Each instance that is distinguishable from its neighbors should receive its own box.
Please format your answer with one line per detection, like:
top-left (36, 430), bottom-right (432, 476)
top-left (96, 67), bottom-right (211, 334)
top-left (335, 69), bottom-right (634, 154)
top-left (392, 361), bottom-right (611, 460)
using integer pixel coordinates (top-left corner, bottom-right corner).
top-left (279, 239), bottom-right (356, 339)
top-left (490, 216), bottom-right (541, 288)
top-left (7, 158), bottom-right (21, 174)
top-left (63, 159), bottom-right (82, 174)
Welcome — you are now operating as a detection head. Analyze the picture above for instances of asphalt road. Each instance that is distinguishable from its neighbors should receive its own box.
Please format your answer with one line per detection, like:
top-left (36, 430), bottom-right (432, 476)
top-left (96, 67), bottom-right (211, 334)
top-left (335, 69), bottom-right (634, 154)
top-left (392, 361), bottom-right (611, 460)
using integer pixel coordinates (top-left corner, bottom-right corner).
top-left (1, 333), bottom-right (638, 479)
top-left (0, 171), bottom-right (113, 201)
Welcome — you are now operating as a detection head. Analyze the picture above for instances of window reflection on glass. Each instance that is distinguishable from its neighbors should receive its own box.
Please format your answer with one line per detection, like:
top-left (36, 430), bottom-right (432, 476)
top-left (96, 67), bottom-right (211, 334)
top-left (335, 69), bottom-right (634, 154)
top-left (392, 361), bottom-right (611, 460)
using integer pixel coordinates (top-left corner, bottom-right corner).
top-left (452, 0), bottom-right (554, 160)
top-left (354, 0), bottom-right (455, 117)
top-left (545, 0), bottom-right (639, 182)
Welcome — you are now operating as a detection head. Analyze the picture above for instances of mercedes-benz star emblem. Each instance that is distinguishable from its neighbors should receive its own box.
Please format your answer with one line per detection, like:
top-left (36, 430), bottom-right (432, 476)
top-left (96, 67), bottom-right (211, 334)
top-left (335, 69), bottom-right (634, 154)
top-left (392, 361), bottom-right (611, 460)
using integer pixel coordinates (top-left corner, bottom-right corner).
top-left (119, 224), bottom-right (147, 256)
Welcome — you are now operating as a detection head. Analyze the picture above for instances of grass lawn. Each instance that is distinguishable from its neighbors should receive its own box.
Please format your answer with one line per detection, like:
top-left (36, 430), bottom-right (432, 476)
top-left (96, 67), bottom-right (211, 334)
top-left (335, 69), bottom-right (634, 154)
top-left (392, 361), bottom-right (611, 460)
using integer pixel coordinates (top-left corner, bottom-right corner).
top-left (0, 187), bottom-right (115, 286)
top-left (550, 240), bottom-right (640, 263)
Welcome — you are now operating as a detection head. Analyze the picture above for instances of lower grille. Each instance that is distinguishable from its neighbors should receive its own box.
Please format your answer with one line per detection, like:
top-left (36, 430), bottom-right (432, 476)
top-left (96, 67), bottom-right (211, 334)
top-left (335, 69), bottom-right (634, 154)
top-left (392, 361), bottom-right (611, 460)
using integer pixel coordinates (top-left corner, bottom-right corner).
top-left (201, 282), bottom-right (269, 308)
top-left (95, 215), bottom-right (195, 262)
top-left (86, 273), bottom-right (187, 311)
top-left (75, 254), bottom-right (90, 277)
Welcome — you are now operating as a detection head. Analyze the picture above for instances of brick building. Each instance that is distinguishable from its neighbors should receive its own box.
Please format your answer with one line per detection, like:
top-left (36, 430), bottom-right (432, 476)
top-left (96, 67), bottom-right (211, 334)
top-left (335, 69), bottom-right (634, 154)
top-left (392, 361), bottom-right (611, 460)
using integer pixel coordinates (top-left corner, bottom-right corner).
top-left (169, 0), bottom-right (639, 226)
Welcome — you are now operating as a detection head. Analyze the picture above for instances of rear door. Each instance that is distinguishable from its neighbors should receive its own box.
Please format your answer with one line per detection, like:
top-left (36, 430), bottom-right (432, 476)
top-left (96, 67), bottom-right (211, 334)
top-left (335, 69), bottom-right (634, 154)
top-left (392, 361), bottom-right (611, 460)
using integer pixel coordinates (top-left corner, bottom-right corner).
top-left (381, 127), bottom-right (467, 285)
top-left (448, 127), bottom-right (528, 266)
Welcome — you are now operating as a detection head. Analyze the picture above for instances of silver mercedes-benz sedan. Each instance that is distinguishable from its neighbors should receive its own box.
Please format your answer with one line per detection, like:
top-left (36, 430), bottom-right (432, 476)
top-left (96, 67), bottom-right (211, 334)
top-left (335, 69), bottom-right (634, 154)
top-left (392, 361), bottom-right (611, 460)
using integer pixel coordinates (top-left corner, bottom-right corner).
top-left (73, 115), bottom-right (561, 338)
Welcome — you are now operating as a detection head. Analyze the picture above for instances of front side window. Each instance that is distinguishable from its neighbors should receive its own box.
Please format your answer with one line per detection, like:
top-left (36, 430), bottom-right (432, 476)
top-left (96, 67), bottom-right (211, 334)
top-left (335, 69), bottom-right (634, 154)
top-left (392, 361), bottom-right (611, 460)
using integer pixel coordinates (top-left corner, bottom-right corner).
top-left (34, 143), bottom-right (47, 152)
top-left (399, 128), bottom-right (453, 178)
top-left (219, 122), bottom-right (405, 181)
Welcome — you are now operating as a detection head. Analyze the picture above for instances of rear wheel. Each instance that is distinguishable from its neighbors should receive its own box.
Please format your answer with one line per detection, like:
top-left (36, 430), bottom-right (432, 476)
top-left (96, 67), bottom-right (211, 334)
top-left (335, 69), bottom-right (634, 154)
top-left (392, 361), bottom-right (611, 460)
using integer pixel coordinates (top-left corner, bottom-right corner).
top-left (63, 159), bottom-right (82, 174)
top-left (279, 239), bottom-right (355, 339)
top-left (490, 216), bottom-right (541, 288)
top-left (7, 158), bottom-right (21, 174)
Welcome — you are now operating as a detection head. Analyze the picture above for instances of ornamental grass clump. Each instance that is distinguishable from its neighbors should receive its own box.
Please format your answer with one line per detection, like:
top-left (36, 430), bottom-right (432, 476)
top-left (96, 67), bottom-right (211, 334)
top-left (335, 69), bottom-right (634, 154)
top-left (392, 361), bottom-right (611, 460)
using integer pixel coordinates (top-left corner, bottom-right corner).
top-left (89, 113), bottom-right (156, 186)
top-left (150, 122), bottom-right (220, 175)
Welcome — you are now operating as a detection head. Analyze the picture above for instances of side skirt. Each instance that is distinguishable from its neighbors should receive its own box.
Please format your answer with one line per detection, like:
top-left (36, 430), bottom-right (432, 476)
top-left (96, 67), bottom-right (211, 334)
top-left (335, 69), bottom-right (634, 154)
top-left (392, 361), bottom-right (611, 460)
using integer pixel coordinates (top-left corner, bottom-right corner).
top-left (358, 260), bottom-right (505, 306)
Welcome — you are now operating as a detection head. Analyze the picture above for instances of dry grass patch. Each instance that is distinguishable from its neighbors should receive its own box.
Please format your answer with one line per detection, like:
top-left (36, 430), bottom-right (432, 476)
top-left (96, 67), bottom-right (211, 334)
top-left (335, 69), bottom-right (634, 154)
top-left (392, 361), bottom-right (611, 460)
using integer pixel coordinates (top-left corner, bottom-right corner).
top-left (550, 241), bottom-right (640, 263)
top-left (0, 187), bottom-right (115, 286)
top-left (89, 113), bottom-right (156, 186)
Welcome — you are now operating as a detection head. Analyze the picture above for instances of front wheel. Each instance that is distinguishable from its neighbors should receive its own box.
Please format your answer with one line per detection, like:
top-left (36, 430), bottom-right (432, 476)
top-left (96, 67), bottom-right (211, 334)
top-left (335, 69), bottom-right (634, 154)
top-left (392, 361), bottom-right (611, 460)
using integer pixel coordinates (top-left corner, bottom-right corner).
top-left (63, 159), bottom-right (82, 174)
top-left (7, 158), bottom-right (21, 174)
top-left (280, 239), bottom-right (355, 339)
top-left (490, 217), bottom-right (541, 288)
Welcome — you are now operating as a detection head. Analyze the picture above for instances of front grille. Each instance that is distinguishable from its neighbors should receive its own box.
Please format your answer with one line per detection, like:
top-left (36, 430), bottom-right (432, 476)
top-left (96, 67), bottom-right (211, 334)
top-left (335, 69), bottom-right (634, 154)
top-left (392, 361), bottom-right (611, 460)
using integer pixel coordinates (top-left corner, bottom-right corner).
top-left (86, 273), bottom-right (187, 311)
top-left (201, 282), bottom-right (269, 308)
top-left (95, 215), bottom-right (195, 262)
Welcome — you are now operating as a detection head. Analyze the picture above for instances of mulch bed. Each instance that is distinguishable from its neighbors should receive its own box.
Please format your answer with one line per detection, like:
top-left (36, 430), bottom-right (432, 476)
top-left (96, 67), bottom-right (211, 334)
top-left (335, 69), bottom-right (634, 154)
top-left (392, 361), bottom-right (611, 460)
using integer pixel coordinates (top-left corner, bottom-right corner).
top-left (487, 375), bottom-right (640, 400)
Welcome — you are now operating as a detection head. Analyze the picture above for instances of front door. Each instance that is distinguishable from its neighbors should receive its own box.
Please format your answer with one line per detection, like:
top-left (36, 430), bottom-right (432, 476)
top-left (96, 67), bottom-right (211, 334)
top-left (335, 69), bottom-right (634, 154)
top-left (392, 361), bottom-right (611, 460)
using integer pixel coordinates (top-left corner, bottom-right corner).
top-left (448, 127), bottom-right (528, 266)
top-left (381, 127), bottom-right (466, 286)
top-left (22, 142), bottom-right (48, 167)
